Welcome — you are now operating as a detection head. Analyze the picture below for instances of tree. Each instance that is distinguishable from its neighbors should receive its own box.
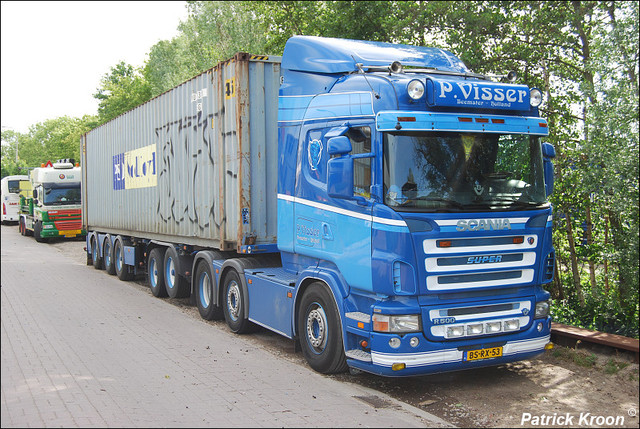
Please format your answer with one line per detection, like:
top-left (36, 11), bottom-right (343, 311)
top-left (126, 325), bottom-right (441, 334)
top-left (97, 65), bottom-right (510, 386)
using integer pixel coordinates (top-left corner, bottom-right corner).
top-left (93, 61), bottom-right (152, 125)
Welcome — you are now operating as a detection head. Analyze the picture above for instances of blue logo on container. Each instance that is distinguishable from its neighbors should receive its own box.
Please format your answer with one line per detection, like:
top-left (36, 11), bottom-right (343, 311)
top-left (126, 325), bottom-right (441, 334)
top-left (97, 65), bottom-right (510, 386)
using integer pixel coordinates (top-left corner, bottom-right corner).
top-left (113, 153), bottom-right (125, 190)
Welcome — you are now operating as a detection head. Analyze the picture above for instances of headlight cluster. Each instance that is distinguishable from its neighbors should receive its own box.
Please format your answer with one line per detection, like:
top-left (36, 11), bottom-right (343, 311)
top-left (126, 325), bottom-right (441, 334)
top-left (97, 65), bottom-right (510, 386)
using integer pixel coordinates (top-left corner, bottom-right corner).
top-left (446, 318), bottom-right (521, 338)
top-left (535, 301), bottom-right (550, 318)
top-left (373, 314), bottom-right (421, 333)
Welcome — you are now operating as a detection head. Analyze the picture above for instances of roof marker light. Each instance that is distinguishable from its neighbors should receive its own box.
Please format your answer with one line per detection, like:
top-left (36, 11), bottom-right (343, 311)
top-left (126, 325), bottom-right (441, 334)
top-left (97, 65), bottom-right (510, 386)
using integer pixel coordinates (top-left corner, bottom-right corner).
top-left (530, 88), bottom-right (543, 107)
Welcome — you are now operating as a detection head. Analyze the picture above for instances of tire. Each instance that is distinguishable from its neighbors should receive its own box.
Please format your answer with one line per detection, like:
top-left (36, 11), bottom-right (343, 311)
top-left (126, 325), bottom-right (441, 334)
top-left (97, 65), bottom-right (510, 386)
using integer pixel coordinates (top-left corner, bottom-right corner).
top-left (114, 236), bottom-right (133, 281)
top-left (222, 269), bottom-right (253, 333)
top-left (195, 260), bottom-right (223, 320)
top-left (164, 247), bottom-right (190, 298)
top-left (91, 235), bottom-right (103, 269)
top-left (34, 221), bottom-right (48, 243)
top-left (103, 236), bottom-right (116, 275)
top-left (298, 282), bottom-right (348, 374)
top-left (148, 247), bottom-right (167, 297)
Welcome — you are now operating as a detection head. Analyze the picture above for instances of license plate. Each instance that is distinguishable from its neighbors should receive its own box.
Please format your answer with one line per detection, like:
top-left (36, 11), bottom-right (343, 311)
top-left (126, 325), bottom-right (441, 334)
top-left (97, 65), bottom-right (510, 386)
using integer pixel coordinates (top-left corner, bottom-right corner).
top-left (59, 230), bottom-right (81, 237)
top-left (465, 346), bottom-right (503, 361)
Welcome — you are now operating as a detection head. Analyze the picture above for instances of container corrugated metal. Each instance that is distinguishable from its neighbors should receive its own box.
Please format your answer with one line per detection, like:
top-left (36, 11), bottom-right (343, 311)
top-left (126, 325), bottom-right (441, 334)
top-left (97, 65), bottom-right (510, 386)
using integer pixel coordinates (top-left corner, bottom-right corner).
top-left (81, 53), bottom-right (281, 251)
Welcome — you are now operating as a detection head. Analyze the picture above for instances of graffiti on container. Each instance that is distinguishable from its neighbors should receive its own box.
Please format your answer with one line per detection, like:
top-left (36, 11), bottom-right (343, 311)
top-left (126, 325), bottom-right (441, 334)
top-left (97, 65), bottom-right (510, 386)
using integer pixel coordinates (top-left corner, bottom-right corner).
top-left (154, 111), bottom-right (225, 232)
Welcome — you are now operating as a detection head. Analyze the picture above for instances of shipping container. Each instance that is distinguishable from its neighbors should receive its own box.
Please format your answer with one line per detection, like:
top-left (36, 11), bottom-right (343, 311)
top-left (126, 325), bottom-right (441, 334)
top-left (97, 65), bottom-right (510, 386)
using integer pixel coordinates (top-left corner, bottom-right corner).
top-left (81, 54), bottom-right (281, 251)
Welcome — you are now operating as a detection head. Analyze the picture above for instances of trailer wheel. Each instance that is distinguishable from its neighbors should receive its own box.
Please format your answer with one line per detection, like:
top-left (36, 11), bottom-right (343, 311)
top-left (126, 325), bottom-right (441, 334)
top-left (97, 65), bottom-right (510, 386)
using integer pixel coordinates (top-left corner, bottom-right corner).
top-left (114, 236), bottom-right (133, 281)
top-left (298, 282), bottom-right (348, 374)
top-left (34, 221), bottom-right (48, 243)
top-left (164, 247), bottom-right (190, 299)
top-left (195, 260), bottom-right (223, 320)
top-left (222, 269), bottom-right (253, 333)
top-left (148, 247), bottom-right (167, 297)
top-left (103, 236), bottom-right (116, 275)
top-left (91, 235), bottom-right (103, 269)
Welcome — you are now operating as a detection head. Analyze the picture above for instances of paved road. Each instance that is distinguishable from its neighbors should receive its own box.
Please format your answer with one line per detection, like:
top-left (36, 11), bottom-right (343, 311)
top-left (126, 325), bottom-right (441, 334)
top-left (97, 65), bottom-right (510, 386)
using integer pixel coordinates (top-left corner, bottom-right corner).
top-left (1, 225), bottom-right (450, 428)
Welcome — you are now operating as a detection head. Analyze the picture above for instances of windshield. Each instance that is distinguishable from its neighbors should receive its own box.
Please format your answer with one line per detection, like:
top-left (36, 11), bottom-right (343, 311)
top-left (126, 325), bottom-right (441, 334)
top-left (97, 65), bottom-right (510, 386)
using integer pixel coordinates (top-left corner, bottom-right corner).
top-left (7, 180), bottom-right (21, 193)
top-left (383, 131), bottom-right (547, 212)
top-left (43, 184), bottom-right (81, 205)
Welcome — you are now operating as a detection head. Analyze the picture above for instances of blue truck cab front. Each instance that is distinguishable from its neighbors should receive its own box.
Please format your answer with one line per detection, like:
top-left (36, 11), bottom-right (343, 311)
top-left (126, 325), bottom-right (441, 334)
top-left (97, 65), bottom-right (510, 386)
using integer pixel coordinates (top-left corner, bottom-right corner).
top-left (277, 36), bottom-right (554, 376)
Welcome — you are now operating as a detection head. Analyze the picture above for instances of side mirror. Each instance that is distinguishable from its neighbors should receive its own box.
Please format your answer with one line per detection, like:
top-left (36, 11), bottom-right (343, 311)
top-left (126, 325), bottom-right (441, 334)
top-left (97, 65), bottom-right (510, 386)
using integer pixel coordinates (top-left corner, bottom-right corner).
top-left (327, 156), bottom-right (354, 200)
top-left (542, 142), bottom-right (556, 197)
top-left (327, 136), bottom-right (352, 156)
top-left (542, 142), bottom-right (556, 158)
top-left (33, 189), bottom-right (38, 199)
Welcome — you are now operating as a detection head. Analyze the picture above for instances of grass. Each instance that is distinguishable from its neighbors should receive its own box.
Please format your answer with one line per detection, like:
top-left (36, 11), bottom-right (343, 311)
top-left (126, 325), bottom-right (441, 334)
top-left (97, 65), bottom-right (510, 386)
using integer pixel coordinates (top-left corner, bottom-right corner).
top-left (604, 358), bottom-right (629, 374)
top-left (551, 345), bottom-right (633, 375)
top-left (551, 346), bottom-right (597, 368)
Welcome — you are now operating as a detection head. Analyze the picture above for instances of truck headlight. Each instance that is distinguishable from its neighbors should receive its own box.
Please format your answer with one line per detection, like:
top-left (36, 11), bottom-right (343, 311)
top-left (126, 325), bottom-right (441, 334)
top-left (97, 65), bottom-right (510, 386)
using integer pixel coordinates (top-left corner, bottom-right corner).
top-left (407, 80), bottom-right (425, 100)
top-left (535, 301), bottom-right (550, 318)
top-left (373, 314), bottom-right (421, 333)
top-left (43, 224), bottom-right (54, 229)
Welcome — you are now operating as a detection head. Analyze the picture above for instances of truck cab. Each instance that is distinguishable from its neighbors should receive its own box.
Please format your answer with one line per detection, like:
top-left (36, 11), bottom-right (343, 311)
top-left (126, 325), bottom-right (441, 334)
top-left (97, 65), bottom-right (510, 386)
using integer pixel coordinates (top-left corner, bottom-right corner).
top-left (19, 160), bottom-right (86, 242)
top-left (277, 36), bottom-right (555, 376)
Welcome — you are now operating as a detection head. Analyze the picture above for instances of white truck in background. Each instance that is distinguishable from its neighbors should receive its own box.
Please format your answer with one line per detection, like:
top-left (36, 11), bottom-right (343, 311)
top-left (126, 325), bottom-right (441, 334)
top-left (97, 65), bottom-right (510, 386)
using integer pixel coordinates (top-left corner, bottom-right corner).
top-left (1, 174), bottom-right (30, 224)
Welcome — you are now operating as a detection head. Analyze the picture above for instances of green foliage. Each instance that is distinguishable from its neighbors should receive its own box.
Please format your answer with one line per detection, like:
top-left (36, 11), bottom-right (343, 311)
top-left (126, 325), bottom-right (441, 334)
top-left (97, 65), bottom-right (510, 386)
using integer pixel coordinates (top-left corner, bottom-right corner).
top-left (93, 61), bottom-right (153, 124)
top-left (1, 116), bottom-right (96, 175)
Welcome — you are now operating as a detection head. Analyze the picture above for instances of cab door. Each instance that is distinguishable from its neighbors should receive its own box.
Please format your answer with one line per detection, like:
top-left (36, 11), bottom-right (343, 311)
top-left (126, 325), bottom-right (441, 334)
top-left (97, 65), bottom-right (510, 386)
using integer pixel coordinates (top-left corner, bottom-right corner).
top-left (294, 122), bottom-right (375, 292)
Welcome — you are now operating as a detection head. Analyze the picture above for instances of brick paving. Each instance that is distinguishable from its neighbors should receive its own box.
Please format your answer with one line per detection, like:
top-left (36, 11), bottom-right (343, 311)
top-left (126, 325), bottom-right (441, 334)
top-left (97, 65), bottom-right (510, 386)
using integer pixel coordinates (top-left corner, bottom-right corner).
top-left (1, 225), bottom-right (451, 428)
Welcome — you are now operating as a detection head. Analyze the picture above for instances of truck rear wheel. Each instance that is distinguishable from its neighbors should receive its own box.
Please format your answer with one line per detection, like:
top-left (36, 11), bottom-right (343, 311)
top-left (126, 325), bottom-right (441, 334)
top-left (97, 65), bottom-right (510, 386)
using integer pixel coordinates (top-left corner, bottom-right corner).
top-left (114, 236), bottom-right (133, 281)
top-left (195, 260), bottom-right (223, 320)
top-left (148, 247), bottom-right (167, 297)
top-left (103, 236), bottom-right (116, 275)
top-left (164, 247), bottom-right (190, 299)
top-left (91, 235), bottom-right (103, 269)
top-left (298, 282), bottom-right (348, 374)
top-left (222, 269), bottom-right (253, 333)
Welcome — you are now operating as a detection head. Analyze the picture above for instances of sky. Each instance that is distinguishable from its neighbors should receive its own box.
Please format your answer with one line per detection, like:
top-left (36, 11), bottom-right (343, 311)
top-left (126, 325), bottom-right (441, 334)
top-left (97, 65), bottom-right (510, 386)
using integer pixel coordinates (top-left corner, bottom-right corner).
top-left (1, 1), bottom-right (189, 134)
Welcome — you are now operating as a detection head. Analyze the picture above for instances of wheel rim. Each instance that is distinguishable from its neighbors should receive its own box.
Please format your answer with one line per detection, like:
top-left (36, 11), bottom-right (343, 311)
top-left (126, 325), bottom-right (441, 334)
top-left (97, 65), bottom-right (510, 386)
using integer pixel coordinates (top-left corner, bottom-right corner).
top-left (104, 242), bottom-right (111, 267)
top-left (92, 239), bottom-right (98, 261)
top-left (116, 244), bottom-right (122, 271)
top-left (166, 257), bottom-right (175, 289)
top-left (150, 257), bottom-right (158, 287)
top-left (306, 302), bottom-right (328, 353)
top-left (226, 280), bottom-right (241, 321)
top-left (199, 271), bottom-right (211, 308)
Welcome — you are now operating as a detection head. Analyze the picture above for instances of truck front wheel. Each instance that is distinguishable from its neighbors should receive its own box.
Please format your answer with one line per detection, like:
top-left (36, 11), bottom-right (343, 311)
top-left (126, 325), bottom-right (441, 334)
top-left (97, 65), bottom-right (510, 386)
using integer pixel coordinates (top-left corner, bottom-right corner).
top-left (298, 282), bottom-right (348, 374)
top-left (34, 221), bottom-right (48, 243)
top-left (222, 270), bottom-right (253, 334)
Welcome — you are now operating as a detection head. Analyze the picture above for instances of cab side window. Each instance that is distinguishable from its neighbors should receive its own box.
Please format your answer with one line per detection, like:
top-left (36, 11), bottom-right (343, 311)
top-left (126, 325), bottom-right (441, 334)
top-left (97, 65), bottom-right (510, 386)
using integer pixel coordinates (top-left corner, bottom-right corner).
top-left (347, 127), bottom-right (372, 198)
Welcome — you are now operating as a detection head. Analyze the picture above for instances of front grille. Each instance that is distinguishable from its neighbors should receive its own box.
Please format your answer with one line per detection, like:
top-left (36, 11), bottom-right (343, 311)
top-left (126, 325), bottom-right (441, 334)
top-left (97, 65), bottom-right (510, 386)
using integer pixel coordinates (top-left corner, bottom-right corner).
top-left (424, 235), bottom-right (538, 292)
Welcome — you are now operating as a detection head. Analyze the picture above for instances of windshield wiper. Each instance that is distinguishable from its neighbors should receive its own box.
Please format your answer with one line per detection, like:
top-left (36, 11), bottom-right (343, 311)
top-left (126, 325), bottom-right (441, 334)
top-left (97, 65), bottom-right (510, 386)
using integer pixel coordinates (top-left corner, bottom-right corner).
top-left (409, 197), bottom-right (466, 210)
top-left (472, 198), bottom-right (544, 209)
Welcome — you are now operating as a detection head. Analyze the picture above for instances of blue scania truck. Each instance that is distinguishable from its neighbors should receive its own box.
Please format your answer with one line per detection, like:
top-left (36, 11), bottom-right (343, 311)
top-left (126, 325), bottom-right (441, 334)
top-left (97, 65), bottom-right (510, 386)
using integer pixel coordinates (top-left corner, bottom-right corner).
top-left (82, 36), bottom-right (555, 377)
